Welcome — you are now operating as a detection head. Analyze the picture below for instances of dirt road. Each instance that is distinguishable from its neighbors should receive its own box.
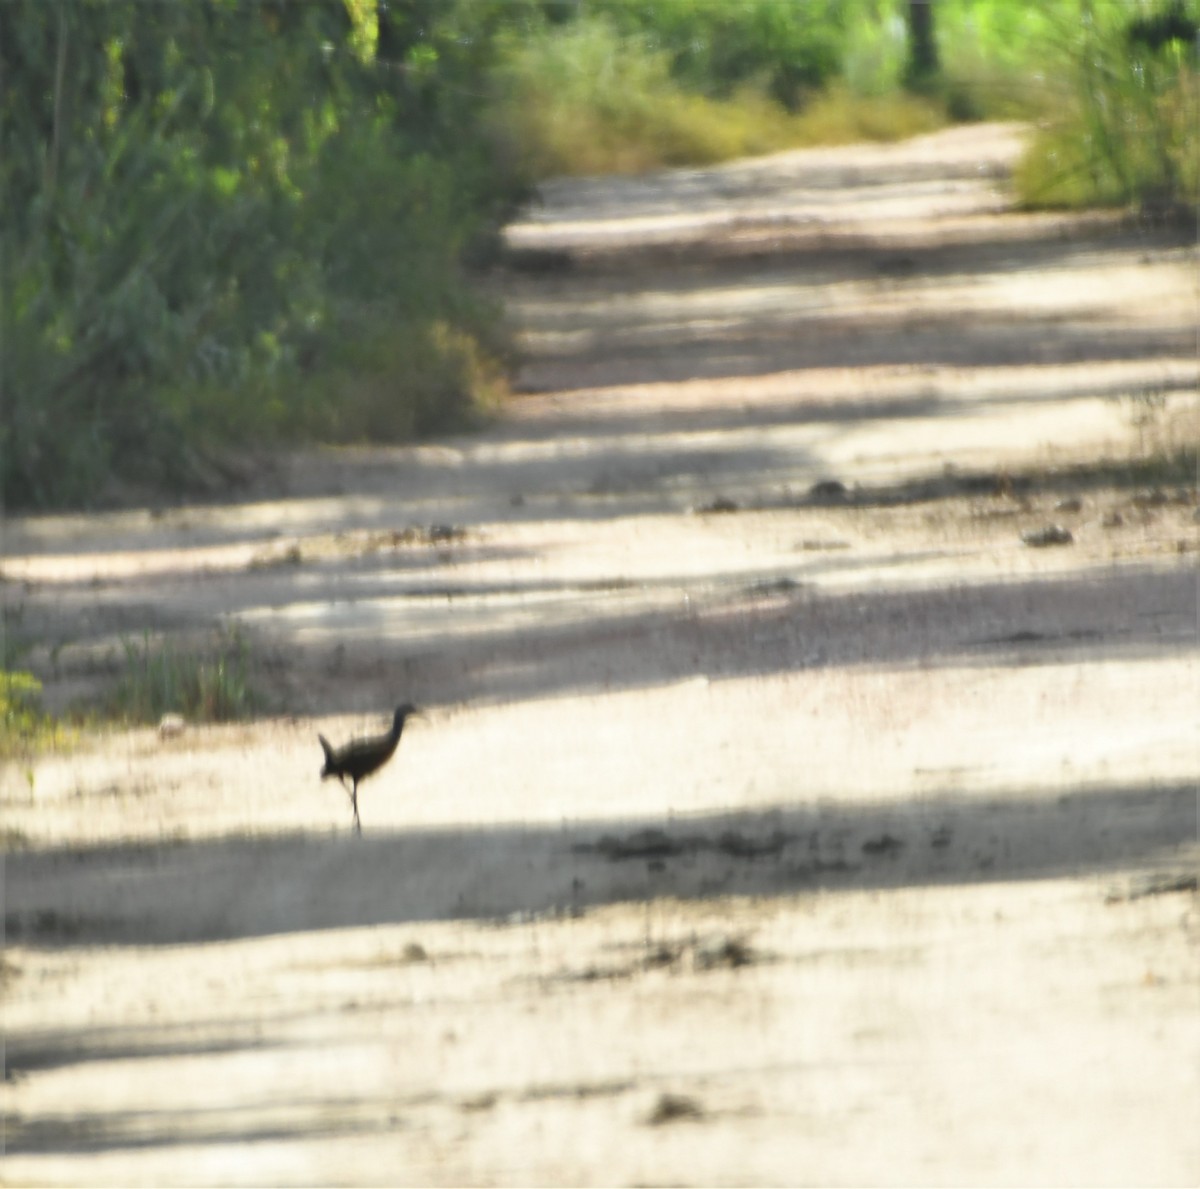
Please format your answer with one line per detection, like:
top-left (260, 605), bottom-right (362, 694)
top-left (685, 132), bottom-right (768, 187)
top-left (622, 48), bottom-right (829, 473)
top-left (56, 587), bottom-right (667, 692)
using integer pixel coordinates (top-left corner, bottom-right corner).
top-left (2, 123), bottom-right (1198, 1186)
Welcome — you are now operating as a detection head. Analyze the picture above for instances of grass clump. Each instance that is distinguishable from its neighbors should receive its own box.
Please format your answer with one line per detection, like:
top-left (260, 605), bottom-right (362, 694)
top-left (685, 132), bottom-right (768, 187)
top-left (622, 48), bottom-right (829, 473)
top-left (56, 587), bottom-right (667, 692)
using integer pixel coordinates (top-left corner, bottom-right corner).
top-left (789, 83), bottom-right (945, 147)
top-left (1121, 386), bottom-right (1200, 483)
top-left (106, 628), bottom-right (257, 725)
top-left (295, 315), bottom-right (510, 444)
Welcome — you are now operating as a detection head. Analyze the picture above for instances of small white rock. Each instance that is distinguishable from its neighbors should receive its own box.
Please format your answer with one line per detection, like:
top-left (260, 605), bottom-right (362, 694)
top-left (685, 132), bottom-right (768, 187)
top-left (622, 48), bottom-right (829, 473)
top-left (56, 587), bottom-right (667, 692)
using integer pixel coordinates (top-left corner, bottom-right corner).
top-left (158, 713), bottom-right (186, 739)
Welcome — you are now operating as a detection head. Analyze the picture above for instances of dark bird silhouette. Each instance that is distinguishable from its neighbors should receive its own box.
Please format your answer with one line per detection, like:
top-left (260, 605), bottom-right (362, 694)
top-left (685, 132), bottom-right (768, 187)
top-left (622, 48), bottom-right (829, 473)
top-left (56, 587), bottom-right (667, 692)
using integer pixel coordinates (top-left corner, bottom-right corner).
top-left (318, 704), bottom-right (421, 833)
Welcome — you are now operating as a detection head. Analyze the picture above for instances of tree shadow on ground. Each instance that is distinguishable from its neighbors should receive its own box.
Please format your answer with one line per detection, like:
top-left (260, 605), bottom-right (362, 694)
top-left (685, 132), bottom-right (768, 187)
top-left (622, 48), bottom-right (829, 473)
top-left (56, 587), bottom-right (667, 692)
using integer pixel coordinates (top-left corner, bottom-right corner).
top-left (268, 561), bottom-right (1197, 715)
top-left (507, 217), bottom-right (1197, 393)
top-left (5, 1098), bottom-right (386, 1156)
top-left (5, 778), bottom-right (1194, 951)
top-left (518, 316), bottom-right (1196, 394)
top-left (507, 221), bottom-right (1195, 284)
top-left (499, 372), bottom-right (1200, 445)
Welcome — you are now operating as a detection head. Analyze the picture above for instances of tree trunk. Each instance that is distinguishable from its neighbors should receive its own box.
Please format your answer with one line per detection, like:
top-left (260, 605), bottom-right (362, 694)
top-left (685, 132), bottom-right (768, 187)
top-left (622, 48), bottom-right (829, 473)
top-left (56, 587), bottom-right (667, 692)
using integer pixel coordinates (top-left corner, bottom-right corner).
top-left (905, 0), bottom-right (939, 88)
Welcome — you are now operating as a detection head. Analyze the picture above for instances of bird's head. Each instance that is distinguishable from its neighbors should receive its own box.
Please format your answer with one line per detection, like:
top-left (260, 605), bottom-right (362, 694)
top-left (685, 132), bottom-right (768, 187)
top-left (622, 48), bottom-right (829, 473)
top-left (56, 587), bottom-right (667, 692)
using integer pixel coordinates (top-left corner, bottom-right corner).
top-left (393, 703), bottom-right (422, 732)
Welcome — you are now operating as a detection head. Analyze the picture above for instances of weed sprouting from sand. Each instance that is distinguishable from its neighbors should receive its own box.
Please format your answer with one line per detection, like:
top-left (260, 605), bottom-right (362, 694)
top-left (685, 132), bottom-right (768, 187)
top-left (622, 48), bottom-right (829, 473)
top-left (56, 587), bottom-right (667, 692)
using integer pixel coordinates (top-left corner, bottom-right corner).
top-left (106, 627), bottom-right (258, 724)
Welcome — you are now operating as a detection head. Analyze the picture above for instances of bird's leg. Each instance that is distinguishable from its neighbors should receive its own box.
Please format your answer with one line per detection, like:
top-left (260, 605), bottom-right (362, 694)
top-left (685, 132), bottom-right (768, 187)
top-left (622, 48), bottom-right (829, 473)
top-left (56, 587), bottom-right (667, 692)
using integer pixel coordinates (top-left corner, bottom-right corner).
top-left (337, 774), bottom-right (358, 823)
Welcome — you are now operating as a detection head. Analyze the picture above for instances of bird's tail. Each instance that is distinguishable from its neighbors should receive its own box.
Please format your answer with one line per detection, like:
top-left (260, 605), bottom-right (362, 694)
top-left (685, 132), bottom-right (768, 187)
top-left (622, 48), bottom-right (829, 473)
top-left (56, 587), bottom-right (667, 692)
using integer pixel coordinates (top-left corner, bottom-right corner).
top-left (318, 734), bottom-right (335, 778)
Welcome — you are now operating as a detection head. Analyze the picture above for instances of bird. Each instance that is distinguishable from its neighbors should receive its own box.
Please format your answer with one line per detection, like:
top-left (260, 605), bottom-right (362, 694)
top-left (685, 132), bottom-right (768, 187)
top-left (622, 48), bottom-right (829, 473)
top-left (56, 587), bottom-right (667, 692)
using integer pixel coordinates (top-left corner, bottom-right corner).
top-left (318, 704), bottom-right (421, 833)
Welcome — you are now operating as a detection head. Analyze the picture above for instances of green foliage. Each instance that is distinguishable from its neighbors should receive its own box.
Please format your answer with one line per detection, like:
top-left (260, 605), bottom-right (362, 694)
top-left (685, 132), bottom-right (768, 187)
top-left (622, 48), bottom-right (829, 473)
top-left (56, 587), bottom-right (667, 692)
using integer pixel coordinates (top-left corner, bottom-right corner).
top-left (563, 2), bottom-right (1076, 120)
top-left (490, 12), bottom-right (944, 177)
top-left (1, 0), bottom-right (529, 509)
top-left (0, 606), bottom-right (66, 757)
top-left (1016, 0), bottom-right (1199, 211)
top-left (106, 628), bottom-right (257, 725)
top-left (490, 16), bottom-right (789, 174)
top-left (0, 669), bottom-right (65, 758)
top-left (499, 1), bottom-right (1198, 209)
top-left (931, 1), bottom-right (1070, 119)
top-left (791, 83), bottom-right (944, 146)
top-left (298, 315), bottom-right (510, 442)
top-left (602, 0), bottom-right (850, 110)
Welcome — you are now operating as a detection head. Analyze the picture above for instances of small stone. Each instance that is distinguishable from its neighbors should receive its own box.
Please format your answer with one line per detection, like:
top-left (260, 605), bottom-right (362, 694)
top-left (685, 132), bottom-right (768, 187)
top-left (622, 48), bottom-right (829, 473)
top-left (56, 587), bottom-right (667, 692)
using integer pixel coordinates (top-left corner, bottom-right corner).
top-left (1101, 511), bottom-right (1124, 529)
top-left (1132, 487), bottom-right (1169, 508)
top-left (1021, 524), bottom-right (1073, 547)
top-left (808, 478), bottom-right (849, 505)
top-left (645, 1092), bottom-right (704, 1126)
top-left (1054, 496), bottom-right (1083, 513)
top-left (694, 935), bottom-right (755, 970)
top-left (158, 714), bottom-right (186, 739)
top-left (695, 496), bottom-right (739, 514)
top-left (862, 833), bottom-right (904, 856)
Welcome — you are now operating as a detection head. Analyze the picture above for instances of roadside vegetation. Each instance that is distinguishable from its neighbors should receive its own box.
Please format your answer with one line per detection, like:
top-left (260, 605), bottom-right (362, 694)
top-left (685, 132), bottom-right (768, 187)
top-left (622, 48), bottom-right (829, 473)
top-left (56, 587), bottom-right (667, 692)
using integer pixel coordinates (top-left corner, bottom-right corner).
top-left (2, 0), bottom-right (1195, 513)
top-left (1, 1), bottom-right (528, 512)
top-left (0, 669), bottom-right (65, 760)
top-left (488, 14), bottom-right (947, 177)
top-left (104, 628), bottom-right (259, 725)
top-left (1, 608), bottom-right (68, 758)
top-left (1015, 4), bottom-right (1199, 213)
top-left (0, 613), bottom-right (259, 759)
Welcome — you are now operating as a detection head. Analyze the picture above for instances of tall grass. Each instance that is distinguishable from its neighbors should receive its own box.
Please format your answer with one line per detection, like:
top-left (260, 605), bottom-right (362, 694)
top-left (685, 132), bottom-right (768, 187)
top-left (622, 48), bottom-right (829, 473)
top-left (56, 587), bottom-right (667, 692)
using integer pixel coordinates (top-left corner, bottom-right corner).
top-left (489, 14), bottom-right (944, 178)
top-left (294, 315), bottom-right (510, 442)
top-left (1014, 3), bottom-right (1199, 212)
top-left (930, 2), bottom-right (1069, 119)
top-left (106, 628), bottom-right (258, 725)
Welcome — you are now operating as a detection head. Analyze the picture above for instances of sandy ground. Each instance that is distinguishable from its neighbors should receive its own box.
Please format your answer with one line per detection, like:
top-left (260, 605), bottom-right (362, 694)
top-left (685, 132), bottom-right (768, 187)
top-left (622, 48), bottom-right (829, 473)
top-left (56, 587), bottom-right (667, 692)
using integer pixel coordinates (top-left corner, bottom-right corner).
top-left (2, 123), bottom-right (1199, 1187)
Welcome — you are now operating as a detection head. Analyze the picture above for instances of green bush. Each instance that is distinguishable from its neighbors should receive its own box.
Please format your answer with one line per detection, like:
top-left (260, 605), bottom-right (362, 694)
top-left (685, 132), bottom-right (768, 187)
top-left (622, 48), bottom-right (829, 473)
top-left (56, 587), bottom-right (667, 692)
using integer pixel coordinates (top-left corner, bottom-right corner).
top-left (791, 83), bottom-right (945, 145)
top-left (489, 12), bottom-right (946, 178)
top-left (1016, 1), bottom-right (1199, 212)
top-left (0, 1), bottom-right (527, 510)
top-left (296, 315), bottom-right (510, 443)
top-left (490, 17), bottom-right (782, 175)
top-left (602, 0), bottom-right (849, 110)
top-left (0, 670), bottom-right (64, 758)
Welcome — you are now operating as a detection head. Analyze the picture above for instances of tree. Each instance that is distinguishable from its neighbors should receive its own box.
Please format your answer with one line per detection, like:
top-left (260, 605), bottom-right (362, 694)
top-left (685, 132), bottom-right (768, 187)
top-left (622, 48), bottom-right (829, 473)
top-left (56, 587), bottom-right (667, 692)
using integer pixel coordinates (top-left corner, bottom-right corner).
top-left (0, 0), bottom-right (527, 508)
top-left (904, 0), bottom-right (939, 90)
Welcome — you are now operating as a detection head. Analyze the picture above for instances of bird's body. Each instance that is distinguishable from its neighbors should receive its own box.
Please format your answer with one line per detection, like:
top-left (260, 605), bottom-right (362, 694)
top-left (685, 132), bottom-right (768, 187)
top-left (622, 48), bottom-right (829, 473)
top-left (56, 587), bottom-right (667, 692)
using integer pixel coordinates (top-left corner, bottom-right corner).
top-left (318, 704), bottom-right (420, 833)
